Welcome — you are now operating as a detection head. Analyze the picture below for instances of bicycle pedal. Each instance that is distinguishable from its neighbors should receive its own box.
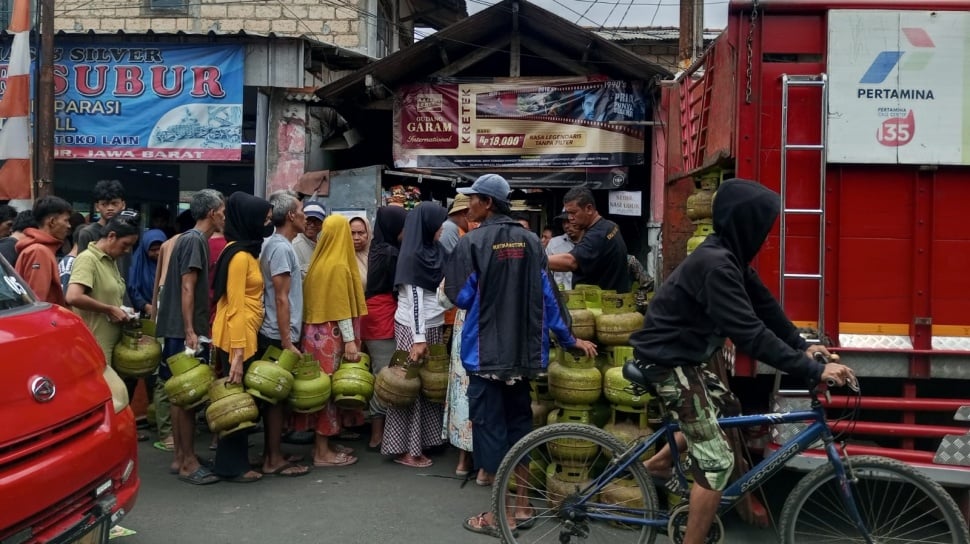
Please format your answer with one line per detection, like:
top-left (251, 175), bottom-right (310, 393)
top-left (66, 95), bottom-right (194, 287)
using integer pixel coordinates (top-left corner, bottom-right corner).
top-left (665, 477), bottom-right (689, 497)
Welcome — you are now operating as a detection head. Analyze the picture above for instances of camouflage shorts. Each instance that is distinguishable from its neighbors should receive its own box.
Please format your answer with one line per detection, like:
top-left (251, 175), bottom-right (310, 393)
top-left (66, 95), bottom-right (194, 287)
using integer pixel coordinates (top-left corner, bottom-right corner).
top-left (642, 363), bottom-right (741, 491)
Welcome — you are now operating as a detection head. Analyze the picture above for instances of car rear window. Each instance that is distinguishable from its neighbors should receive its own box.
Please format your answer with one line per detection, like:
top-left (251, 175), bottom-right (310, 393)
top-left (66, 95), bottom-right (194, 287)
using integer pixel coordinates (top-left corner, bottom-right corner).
top-left (0, 257), bottom-right (35, 312)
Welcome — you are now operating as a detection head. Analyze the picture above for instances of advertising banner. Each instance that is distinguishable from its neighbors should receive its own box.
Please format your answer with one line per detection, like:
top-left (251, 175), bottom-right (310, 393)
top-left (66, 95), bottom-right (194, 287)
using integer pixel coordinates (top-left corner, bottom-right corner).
top-left (0, 43), bottom-right (244, 161)
top-left (393, 79), bottom-right (647, 168)
top-left (827, 10), bottom-right (970, 165)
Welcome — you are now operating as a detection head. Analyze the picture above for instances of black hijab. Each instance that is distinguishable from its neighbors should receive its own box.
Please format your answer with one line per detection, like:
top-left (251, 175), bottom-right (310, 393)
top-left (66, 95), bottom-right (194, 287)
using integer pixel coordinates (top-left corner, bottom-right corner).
top-left (366, 206), bottom-right (408, 298)
top-left (394, 203), bottom-right (448, 292)
top-left (212, 192), bottom-right (272, 302)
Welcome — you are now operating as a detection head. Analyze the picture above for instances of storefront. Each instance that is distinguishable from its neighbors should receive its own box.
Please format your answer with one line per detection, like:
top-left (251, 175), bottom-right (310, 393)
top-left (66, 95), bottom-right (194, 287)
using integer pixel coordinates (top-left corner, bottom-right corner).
top-left (312, 0), bottom-right (670, 262)
top-left (1, 33), bottom-right (369, 219)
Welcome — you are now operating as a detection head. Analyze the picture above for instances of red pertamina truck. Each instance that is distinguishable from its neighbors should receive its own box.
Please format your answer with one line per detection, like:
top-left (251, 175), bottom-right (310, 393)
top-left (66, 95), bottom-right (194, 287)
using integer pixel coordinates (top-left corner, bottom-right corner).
top-left (651, 0), bottom-right (970, 491)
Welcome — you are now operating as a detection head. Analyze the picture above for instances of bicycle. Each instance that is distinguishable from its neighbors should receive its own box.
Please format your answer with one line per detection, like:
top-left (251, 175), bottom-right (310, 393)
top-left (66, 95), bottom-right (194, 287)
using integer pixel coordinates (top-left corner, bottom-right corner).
top-left (491, 358), bottom-right (970, 543)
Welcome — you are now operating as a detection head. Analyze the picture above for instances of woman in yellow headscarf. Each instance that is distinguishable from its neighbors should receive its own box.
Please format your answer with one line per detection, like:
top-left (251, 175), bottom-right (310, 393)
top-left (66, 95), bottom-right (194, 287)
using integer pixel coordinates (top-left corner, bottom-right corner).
top-left (300, 215), bottom-right (368, 467)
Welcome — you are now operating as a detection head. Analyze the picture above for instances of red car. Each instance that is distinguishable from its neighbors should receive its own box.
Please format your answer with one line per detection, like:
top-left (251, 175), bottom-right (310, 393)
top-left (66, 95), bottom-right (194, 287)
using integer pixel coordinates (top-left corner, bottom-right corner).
top-left (0, 256), bottom-right (139, 543)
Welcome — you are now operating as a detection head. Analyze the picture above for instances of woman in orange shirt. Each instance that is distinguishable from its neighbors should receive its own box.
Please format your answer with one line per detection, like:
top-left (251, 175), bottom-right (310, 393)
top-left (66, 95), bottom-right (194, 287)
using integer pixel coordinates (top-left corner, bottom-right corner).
top-left (211, 192), bottom-right (274, 483)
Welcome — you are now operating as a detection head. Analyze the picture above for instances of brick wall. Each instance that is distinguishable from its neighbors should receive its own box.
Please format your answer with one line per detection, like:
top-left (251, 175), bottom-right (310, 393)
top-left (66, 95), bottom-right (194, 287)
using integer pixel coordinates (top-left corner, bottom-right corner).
top-left (54, 0), bottom-right (366, 50)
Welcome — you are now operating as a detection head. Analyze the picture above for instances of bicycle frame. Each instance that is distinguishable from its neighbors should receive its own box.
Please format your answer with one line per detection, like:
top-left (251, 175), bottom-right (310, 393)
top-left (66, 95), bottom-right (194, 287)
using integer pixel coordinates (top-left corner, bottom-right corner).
top-left (575, 394), bottom-right (873, 541)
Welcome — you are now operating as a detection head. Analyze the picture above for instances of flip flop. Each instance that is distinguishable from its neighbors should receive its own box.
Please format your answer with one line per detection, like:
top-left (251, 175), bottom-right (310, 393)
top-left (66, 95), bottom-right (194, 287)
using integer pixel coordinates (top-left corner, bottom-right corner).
top-left (333, 444), bottom-right (355, 455)
top-left (168, 456), bottom-right (211, 475)
top-left (223, 471), bottom-right (263, 484)
top-left (250, 453), bottom-right (306, 468)
top-left (262, 462), bottom-right (310, 478)
top-left (153, 439), bottom-right (174, 452)
top-left (394, 455), bottom-right (433, 468)
top-left (462, 512), bottom-right (518, 539)
top-left (177, 466), bottom-right (220, 485)
top-left (314, 452), bottom-right (358, 467)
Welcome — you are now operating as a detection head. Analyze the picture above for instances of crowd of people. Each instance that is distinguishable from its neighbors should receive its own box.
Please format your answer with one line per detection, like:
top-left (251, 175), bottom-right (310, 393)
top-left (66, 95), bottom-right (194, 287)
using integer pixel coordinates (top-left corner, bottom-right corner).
top-left (0, 174), bottom-right (856, 542)
top-left (0, 176), bottom-right (645, 532)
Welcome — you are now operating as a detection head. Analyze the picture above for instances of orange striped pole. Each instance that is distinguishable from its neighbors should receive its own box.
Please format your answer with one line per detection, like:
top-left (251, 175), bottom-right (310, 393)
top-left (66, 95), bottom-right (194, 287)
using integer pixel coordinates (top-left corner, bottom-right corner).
top-left (0, 0), bottom-right (33, 199)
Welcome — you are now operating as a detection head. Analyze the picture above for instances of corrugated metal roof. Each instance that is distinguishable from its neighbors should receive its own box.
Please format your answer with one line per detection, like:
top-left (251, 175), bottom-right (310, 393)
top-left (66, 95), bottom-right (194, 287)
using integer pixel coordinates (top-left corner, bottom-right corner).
top-left (316, 0), bottom-right (673, 106)
top-left (591, 26), bottom-right (722, 42)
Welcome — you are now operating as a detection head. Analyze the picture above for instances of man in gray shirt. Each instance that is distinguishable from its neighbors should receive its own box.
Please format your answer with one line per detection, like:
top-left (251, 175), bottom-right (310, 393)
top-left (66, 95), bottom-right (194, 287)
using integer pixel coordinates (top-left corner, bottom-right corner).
top-left (439, 193), bottom-right (470, 256)
top-left (155, 189), bottom-right (225, 486)
top-left (255, 190), bottom-right (310, 477)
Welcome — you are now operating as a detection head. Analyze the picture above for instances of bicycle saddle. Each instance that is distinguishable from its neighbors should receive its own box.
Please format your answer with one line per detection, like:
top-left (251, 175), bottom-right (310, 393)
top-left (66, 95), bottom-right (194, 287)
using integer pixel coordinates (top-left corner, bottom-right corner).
top-left (622, 360), bottom-right (649, 388)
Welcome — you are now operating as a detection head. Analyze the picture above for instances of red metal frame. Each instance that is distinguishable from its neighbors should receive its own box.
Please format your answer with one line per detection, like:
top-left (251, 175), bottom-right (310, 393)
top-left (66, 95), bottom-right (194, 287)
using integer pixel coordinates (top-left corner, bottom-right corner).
top-left (655, 0), bottom-right (970, 475)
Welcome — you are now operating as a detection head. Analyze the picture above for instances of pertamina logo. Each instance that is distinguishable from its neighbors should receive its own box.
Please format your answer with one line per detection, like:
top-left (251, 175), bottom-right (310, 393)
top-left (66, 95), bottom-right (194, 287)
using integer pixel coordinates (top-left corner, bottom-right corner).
top-left (857, 27), bottom-right (935, 147)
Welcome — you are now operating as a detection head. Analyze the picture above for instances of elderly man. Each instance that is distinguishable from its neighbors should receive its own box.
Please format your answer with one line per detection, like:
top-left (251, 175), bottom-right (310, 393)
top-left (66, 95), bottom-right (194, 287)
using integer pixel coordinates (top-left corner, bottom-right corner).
top-left (255, 190), bottom-right (311, 477)
top-left (155, 189), bottom-right (226, 486)
top-left (445, 174), bottom-right (597, 537)
top-left (293, 200), bottom-right (325, 277)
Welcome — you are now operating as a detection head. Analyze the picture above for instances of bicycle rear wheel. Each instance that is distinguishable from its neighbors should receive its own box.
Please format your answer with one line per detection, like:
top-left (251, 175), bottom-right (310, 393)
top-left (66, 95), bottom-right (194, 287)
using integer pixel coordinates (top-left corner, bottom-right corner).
top-left (491, 423), bottom-right (660, 544)
top-left (779, 455), bottom-right (969, 544)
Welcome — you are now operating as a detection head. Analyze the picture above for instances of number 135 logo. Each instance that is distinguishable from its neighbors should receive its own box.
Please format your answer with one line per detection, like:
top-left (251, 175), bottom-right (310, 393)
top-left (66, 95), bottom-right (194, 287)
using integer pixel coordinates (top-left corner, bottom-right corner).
top-left (877, 110), bottom-right (915, 147)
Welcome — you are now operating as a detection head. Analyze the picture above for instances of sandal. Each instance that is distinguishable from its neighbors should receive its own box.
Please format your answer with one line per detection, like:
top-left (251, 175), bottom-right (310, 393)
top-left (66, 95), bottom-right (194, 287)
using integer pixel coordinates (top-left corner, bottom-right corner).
top-left (394, 454), bottom-right (433, 468)
top-left (153, 437), bottom-right (174, 452)
top-left (462, 512), bottom-right (518, 539)
top-left (177, 466), bottom-right (220, 486)
top-left (313, 452), bottom-right (358, 467)
top-left (333, 444), bottom-right (355, 455)
top-left (262, 461), bottom-right (310, 478)
top-left (223, 470), bottom-right (263, 484)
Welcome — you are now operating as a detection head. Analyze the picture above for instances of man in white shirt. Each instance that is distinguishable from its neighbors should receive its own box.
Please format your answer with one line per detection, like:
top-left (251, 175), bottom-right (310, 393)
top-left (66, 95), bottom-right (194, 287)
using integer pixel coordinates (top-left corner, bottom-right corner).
top-left (545, 212), bottom-right (582, 291)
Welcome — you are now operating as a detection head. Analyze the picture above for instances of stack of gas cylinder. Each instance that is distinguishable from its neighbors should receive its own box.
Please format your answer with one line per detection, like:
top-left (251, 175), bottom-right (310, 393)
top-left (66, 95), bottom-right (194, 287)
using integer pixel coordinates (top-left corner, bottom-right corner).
top-left (374, 345), bottom-right (450, 408)
top-left (685, 172), bottom-right (719, 254)
top-left (535, 284), bottom-right (662, 506)
top-left (162, 344), bottom-right (376, 439)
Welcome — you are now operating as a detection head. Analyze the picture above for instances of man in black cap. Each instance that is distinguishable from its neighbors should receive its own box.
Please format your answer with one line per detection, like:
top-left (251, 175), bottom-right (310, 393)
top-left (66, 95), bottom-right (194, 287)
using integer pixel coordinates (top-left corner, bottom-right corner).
top-left (446, 174), bottom-right (597, 537)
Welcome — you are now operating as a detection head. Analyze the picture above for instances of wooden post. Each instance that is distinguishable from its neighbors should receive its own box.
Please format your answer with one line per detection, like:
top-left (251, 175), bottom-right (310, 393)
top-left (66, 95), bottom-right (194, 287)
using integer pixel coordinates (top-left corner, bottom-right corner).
top-left (36, 0), bottom-right (55, 196)
top-left (509, 1), bottom-right (520, 77)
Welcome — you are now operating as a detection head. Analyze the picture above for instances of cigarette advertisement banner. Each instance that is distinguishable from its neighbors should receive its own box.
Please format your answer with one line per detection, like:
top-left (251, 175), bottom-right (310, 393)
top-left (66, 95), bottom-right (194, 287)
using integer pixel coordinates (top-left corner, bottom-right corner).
top-left (0, 43), bottom-right (244, 161)
top-left (393, 80), bottom-right (647, 168)
top-left (827, 10), bottom-right (970, 165)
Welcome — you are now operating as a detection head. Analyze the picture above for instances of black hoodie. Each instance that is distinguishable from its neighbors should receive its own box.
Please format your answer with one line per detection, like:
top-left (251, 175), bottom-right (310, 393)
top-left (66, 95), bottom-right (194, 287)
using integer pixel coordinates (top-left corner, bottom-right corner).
top-left (629, 179), bottom-right (825, 381)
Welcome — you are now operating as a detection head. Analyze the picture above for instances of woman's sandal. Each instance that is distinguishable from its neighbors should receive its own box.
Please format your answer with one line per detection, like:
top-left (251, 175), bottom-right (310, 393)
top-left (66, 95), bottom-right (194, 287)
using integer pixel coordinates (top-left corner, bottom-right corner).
top-left (462, 512), bottom-right (518, 539)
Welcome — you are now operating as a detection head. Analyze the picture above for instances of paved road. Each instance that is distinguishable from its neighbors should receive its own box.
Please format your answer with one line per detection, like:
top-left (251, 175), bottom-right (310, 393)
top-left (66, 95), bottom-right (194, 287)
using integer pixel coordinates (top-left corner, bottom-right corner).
top-left (117, 428), bottom-right (791, 543)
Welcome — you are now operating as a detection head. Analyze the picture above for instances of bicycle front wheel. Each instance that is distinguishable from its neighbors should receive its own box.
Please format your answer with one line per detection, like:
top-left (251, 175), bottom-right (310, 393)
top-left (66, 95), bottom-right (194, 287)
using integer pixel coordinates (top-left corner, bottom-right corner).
top-left (491, 423), bottom-right (660, 544)
top-left (779, 455), bottom-right (969, 544)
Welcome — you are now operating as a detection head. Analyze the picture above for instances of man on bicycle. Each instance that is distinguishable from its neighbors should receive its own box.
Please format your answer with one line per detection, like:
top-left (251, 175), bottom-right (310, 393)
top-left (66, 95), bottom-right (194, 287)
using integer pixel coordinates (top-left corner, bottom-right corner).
top-left (629, 178), bottom-right (854, 544)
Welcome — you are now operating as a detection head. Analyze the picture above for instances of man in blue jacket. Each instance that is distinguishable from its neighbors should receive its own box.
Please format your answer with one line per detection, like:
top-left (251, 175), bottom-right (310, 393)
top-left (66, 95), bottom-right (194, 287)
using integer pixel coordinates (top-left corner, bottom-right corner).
top-left (445, 174), bottom-right (597, 537)
top-left (630, 178), bottom-right (854, 544)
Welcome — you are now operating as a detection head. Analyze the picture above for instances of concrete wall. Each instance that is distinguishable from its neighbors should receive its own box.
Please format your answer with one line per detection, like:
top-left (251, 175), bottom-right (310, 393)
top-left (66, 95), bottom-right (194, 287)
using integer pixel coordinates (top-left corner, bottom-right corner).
top-left (55, 0), bottom-right (372, 51)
